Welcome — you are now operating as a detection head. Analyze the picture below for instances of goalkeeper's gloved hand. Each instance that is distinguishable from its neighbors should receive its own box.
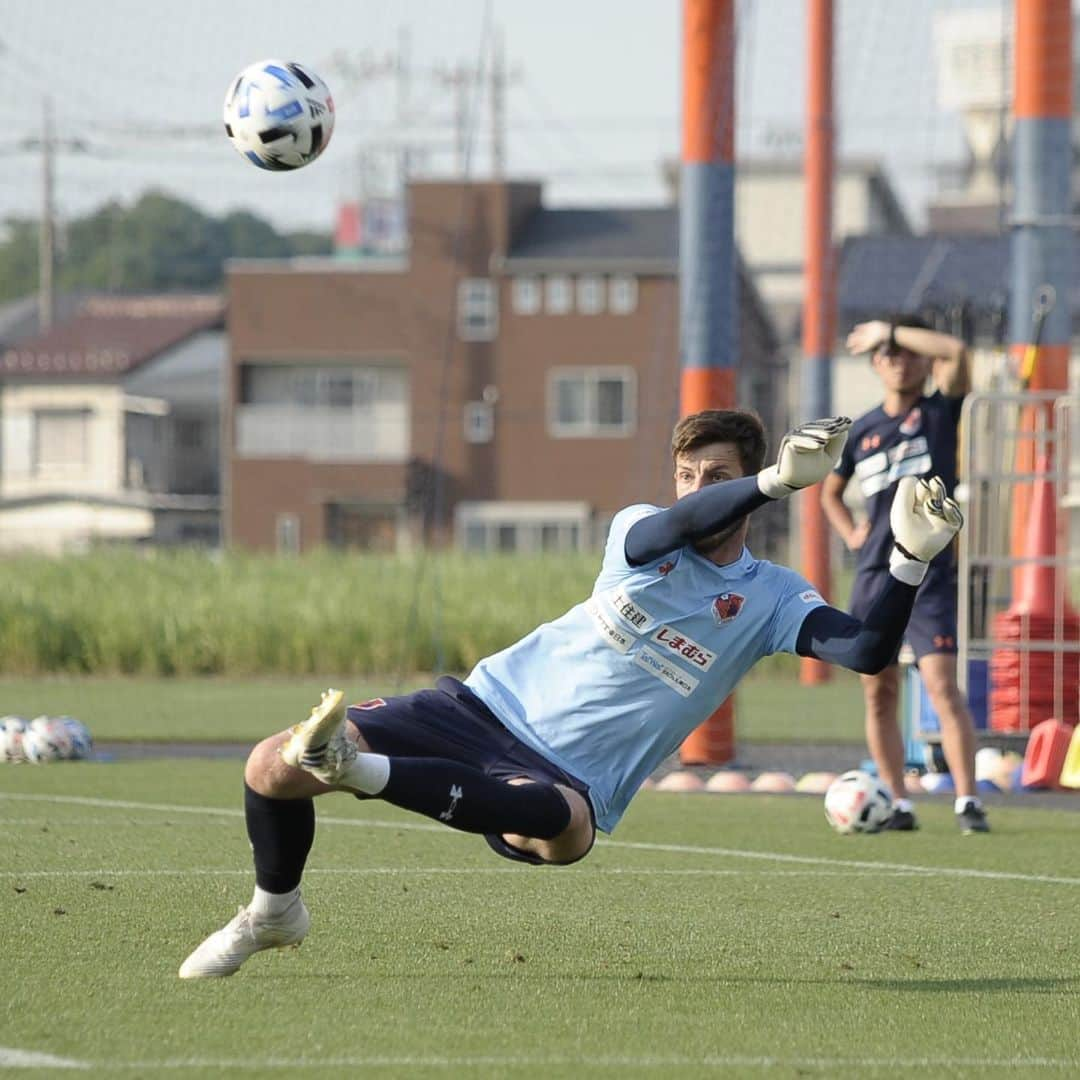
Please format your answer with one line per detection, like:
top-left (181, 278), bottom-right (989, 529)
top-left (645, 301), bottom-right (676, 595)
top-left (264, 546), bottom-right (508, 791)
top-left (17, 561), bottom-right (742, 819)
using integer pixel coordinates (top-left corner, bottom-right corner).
top-left (756, 416), bottom-right (852, 499)
top-left (888, 475), bottom-right (964, 586)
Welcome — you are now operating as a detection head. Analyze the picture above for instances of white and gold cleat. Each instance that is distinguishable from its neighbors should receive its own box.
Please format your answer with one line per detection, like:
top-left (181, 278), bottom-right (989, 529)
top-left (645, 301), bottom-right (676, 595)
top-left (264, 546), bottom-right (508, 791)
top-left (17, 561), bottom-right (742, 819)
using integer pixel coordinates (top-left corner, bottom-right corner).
top-left (279, 688), bottom-right (354, 783)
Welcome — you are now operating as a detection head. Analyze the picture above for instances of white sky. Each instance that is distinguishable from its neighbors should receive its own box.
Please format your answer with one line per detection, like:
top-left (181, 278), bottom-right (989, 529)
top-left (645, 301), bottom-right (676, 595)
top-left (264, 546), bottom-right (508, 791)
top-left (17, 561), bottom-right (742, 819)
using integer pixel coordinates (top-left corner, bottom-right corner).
top-left (2, 0), bottom-right (1008, 234)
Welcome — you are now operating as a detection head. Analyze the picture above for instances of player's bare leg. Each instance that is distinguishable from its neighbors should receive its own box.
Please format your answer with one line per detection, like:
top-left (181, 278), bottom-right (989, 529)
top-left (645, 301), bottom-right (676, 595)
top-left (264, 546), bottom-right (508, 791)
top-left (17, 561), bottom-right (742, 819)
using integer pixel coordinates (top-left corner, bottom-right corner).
top-left (860, 666), bottom-right (913, 829)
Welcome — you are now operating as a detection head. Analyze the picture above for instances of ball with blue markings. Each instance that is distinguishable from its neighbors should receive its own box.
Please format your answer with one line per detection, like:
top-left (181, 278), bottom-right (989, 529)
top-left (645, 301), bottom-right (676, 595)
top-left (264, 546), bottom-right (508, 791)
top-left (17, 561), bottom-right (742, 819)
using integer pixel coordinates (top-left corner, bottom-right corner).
top-left (223, 59), bottom-right (334, 171)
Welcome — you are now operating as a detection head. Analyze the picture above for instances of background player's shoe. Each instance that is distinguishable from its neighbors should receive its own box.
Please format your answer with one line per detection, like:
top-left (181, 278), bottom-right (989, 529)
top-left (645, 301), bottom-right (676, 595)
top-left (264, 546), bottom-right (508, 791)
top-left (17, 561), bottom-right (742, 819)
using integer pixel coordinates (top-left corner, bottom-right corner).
top-left (956, 801), bottom-right (990, 834)
top-left (884, 807), bottom-right (919, 831)
top-left (178, 896), bottom-right (310, 979)
top-left (279, 688), bottom-right (354, 783)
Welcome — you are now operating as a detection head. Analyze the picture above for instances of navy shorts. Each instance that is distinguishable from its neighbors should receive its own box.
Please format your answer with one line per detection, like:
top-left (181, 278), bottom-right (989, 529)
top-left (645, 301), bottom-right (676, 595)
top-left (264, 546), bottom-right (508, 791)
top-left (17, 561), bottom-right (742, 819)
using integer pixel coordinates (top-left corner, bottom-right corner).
top-left (850, 564), bottom-right (958, 663)
top-left (345, 676), bottom-right (593, 864)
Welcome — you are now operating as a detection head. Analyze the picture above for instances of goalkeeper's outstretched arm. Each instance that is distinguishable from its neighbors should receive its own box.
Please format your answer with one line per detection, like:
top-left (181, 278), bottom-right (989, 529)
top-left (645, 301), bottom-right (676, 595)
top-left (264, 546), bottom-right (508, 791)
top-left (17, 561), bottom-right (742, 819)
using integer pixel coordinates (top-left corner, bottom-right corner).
top-left (794, 475), bottom-right (963, 675)
top-left (626, 416), bottom-right (851, 566)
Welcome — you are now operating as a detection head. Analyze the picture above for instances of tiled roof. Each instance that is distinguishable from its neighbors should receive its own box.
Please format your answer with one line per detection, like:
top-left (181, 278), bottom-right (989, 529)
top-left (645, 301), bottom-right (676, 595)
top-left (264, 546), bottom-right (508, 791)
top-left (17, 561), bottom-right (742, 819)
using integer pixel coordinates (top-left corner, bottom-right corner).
top-left (506, 207), bottom-right (679, 266)
top-left (0, 294), bottom-right (225, 377)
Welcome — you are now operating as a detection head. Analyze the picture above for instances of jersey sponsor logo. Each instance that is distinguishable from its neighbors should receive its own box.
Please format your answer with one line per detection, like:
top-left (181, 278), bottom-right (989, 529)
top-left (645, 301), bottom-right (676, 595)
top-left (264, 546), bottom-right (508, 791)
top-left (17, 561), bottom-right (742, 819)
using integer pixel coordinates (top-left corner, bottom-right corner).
top-left (585, 598), bottom-right (634, 653)
top-left (899, 407), bottom-right (922, 436)
top-left (634, 645), bottom-right (699, 697)
top-left (607, 587), bottom-right (655, 632)
top-left (799, 589), bottom-right (824, 604)
top-left (651, 625), bottom-right (717, 670)
top-left (712, 592), bottom-right (745, 624)
top-left (352, 698), bottom-right (387, 710)
top-left (860, 433), bottom-right (883, 452)
top-left (855, 436), bottom-right (931, 498)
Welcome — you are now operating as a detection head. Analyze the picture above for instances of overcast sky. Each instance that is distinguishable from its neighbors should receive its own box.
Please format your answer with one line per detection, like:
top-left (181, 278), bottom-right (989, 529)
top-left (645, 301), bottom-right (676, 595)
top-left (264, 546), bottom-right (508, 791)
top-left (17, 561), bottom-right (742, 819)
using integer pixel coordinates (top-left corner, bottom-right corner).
top-left (3, 0), bottom-right (1010, 234)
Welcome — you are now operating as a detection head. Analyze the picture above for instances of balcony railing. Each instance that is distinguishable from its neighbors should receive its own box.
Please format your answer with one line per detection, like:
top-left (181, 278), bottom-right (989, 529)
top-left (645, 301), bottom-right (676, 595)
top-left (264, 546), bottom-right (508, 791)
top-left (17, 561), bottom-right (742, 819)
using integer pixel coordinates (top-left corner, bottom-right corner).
top-left (235, 405), bottom-right (409, 462)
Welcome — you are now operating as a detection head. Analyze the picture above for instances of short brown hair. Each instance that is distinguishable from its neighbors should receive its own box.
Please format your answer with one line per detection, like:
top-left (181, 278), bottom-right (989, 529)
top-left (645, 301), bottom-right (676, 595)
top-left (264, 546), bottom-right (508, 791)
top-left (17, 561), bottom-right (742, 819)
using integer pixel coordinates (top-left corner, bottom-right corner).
top-left (670, 409), bottom-right (767, 476)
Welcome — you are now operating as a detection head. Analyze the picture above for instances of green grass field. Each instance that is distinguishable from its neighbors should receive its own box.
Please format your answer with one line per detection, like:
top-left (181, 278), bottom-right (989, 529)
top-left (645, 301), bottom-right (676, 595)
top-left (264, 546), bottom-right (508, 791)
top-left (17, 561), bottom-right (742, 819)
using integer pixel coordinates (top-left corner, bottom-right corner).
top-left (3, 759), bottom-right (1079, 1078)
top-left (0, 671), bottom-right (867, 744)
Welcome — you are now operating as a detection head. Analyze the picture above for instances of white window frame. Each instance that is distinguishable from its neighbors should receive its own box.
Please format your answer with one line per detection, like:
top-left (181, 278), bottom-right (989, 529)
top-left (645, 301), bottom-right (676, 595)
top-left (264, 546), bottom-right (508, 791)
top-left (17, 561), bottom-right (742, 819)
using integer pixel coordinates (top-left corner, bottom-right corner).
top-left (275, 513), bottom-right (300, 555)
top-left (609, 274), bottom-right (639, 315)
top-left (512, 276), bottom-right (542, 315)
top-left (547, 366), bottom-right (636, 439)
top-left (463, 401), bottom-right (494, 444)
top-left (544, 275), bottom-right (573, 315)
top-left (454, 501), bottom-right (592, 552)
top-left (576, 275), bottom-right (606, 315)
top-left (457, 278), bottom-right (498, 342)
top-left (33, 408), bottom-right (91, 474)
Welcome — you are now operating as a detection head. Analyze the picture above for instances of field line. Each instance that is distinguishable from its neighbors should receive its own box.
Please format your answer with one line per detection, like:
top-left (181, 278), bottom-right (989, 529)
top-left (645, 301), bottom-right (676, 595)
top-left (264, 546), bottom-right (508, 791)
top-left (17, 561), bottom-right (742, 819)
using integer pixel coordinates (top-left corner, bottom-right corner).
top-left (8, 1053), bottom-right (1079, 1072)
top-left (0, 1046), bottom-right (87, 1069)
top-left (3, 790), bottom-right (1080, 888)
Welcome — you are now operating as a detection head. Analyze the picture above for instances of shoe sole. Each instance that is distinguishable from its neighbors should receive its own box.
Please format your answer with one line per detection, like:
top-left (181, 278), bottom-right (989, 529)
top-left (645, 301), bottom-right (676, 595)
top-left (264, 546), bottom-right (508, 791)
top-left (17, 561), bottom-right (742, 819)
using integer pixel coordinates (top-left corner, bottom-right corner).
top-left (280, 689), bottom-right (346, 769)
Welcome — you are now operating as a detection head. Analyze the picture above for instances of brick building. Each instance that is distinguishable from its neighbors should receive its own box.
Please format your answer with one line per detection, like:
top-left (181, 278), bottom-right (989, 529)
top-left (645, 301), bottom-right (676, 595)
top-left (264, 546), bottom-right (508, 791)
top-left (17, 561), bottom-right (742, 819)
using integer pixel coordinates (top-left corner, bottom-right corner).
top-left (226, 180), bottom-right (785, 555)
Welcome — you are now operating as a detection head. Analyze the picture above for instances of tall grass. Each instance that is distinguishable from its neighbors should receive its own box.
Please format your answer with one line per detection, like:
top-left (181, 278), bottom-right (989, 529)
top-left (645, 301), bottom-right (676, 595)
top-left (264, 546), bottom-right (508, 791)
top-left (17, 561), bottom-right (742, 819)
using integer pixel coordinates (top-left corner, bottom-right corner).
top-left (0, 549), bottom-right (602, 676)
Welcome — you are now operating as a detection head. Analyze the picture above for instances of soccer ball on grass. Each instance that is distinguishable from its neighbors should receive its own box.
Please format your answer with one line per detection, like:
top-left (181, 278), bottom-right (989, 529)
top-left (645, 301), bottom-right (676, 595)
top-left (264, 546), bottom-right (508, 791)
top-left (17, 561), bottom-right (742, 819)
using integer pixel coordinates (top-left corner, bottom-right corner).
top-left (223, 59), bottom-right (334, 171)
top-left (823, 770), bottom-right (893, 834)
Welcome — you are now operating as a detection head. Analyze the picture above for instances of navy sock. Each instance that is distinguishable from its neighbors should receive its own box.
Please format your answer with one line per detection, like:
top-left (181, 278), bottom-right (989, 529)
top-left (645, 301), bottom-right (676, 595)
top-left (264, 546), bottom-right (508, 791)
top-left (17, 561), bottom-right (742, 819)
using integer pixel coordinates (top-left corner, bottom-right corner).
top-left (244, 783), bottom-right (315, 894)
top-left (380, 758), bottom-right (571, 839)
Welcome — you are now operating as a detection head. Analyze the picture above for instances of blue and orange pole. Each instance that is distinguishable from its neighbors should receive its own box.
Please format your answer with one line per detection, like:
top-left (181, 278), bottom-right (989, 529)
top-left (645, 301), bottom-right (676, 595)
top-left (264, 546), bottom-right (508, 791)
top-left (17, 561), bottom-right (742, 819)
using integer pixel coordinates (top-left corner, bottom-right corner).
top-left (1009, 0), bottom-right (1072, 583)
top-left (678, 0), bottom-right (737, 764)
top-left (800, 0), bottom-right (836, 686)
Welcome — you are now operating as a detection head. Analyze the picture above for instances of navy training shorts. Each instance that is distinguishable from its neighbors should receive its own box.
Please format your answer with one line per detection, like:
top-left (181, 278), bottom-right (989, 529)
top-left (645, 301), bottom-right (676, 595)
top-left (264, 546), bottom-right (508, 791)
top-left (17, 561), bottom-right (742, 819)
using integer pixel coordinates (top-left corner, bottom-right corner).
top-left (345, 676), bottom-right (594, 864)
top-left (850, 563), bottom-right (958, 663)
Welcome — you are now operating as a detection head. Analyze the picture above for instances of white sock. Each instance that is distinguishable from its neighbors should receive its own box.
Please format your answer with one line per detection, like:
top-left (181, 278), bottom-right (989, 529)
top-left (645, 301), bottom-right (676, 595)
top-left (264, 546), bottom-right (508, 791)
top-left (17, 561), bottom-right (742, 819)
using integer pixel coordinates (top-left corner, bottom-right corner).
top-left (339, 752), bottom-right (391, 795)
top-left (894, 798), bottom-right (914, 813)
top-left (955, 796), bottom-right (981, 813)
top-left (249, 885), bottom-right (299, 918)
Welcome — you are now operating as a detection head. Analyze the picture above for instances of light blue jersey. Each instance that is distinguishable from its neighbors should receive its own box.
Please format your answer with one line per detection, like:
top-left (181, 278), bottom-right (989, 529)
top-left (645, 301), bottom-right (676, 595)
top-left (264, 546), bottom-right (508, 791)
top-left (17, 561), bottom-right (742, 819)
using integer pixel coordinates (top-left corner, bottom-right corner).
top-left (465, 505), bottom-right (827, 833)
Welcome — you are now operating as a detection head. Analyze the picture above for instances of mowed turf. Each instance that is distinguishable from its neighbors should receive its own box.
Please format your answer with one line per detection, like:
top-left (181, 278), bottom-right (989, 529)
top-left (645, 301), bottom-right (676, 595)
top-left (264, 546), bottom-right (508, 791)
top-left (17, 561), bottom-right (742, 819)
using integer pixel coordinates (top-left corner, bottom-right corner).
top-left (0, 671), bottom-right (866, 743)
top-left (3, 759), bottom-right (1079, 1078)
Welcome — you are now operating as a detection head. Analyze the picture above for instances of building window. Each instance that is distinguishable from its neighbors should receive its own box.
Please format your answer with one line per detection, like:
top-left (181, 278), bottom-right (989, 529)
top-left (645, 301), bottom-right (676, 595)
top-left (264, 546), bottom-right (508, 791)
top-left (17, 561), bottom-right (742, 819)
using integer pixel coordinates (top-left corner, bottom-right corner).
top-left (548, 367), bottom-right (636, 438)
top-left (33, 409), bottom-right (90, 472)
top-left (576, 275), bottom-right (606, 315)
top-left (512, 277), bottom-right (542, 315)
top-left (545, 275), bottom-right (573, 315)
top-left (276, 513), bottom-right (300, 555)
top-left (455, 501), bottom-right (592, 552)
top-left (236, 363), bottom-right (408, 463)
top-left (464, 401), bottom-right (494, 444)
top-left (609, 274), bottom-right (638, 315)
top-left (457, 278), bottom-right (498, 341)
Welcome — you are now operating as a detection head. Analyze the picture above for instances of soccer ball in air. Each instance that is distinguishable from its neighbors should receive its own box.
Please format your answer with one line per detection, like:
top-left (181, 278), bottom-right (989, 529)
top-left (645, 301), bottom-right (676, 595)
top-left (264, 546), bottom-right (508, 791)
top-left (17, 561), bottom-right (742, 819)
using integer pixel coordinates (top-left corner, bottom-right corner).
top-left (0, 716), bottom-right (28, 763)
top-left (823, 770), bottom-right (893, 835)
top-left (223, 59), bottom-right (334, 171)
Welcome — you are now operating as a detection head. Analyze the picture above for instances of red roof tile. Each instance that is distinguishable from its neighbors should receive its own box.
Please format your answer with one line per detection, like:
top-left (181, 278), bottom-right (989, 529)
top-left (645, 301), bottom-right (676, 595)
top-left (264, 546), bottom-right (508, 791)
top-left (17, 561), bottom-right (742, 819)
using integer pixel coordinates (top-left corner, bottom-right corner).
top-left (0, 294), bottom-right (224, 377)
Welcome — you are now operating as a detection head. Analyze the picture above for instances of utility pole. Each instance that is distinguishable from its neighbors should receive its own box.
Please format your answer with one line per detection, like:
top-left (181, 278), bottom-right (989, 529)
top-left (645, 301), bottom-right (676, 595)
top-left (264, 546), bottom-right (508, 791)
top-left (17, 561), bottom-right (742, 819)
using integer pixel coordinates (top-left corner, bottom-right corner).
top-left (490, 27), bottom-right (505, 180)
top-left (39, 96), bottom-right (55, 333)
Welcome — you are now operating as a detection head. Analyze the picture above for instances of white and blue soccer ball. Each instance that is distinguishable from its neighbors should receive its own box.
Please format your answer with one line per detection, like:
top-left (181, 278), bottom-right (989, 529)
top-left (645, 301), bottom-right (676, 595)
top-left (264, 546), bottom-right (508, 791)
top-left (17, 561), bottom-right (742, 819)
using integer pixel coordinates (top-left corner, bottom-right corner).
top-left (223, 59), bottom-right (335, 171)
top-left (0, 716), bottom-right (28, 763)
top-left (22, 716), bottom-right (73, 764)
top-left (823, 770), bottom-right (893, 835)
top-left (58, 716), bottom-right (93, 761)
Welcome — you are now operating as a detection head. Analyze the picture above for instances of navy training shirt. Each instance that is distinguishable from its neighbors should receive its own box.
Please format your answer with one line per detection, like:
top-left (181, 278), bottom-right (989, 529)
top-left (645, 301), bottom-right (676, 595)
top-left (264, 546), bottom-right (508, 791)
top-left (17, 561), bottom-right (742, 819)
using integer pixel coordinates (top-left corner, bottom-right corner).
top-left (833, 390), bottom-right (964, 572)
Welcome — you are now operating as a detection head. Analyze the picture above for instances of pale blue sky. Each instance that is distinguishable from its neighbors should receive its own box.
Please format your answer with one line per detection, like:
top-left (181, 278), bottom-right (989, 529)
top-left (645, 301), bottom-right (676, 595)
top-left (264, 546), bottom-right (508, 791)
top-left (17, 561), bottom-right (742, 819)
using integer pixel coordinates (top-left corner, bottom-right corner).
top-left (3, 0), bottom-right (1006, 233)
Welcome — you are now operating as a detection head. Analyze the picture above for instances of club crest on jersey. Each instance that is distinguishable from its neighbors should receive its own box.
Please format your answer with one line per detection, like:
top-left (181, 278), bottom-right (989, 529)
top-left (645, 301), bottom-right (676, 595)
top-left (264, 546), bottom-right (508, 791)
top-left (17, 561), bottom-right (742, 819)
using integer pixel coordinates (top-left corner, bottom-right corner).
top-left (657, 560), bottom-right (676, 576)
top-left (712, 592), bottom-right (745, 624)
top-left (899, 407), bottom-right (922, 436)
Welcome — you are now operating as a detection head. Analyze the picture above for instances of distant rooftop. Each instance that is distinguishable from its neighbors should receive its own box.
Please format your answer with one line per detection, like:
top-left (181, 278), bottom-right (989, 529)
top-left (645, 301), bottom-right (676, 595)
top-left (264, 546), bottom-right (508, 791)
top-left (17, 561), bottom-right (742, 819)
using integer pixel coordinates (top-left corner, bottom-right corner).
top-left (0, 294), bottom-right (225, 377)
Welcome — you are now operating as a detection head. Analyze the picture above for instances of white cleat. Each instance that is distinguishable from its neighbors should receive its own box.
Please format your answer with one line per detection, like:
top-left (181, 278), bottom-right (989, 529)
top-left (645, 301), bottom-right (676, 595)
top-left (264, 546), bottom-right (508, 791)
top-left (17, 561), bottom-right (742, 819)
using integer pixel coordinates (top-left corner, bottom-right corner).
top-left (279, 688), bottom-right (355, 784)
top-left (178, 898), bottom-right (310, 979)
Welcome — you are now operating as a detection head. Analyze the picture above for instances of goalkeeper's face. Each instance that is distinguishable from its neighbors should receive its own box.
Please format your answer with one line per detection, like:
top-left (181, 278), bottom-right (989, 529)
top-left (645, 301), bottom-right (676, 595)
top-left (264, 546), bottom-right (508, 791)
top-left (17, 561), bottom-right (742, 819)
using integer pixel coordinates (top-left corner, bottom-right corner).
top-left (674, 441), bottom-right (749, 557)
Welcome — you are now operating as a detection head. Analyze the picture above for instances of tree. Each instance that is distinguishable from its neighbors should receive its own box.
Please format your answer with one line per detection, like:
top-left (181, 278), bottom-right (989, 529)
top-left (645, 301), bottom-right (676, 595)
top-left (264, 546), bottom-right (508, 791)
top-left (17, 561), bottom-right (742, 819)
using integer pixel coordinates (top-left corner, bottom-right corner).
top-left (0, 191), bottom-right (332, 303)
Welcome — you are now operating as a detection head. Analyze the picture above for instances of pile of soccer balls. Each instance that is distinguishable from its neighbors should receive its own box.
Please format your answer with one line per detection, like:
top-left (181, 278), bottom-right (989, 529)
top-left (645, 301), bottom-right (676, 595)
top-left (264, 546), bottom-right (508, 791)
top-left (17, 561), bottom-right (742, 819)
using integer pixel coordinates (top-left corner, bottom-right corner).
top-left (0, 715), bottom-right (93, 764)
top-left (823, 770), bottom-right (893, 834)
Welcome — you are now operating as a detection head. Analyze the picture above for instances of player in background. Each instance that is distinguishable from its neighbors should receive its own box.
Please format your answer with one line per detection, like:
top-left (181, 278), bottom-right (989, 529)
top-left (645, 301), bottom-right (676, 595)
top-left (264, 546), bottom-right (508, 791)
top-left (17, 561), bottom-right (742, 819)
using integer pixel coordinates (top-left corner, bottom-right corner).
top-left (180, 410), bottom-right (964, 979)
top-left (822, 315), bottom-right (988, 835)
